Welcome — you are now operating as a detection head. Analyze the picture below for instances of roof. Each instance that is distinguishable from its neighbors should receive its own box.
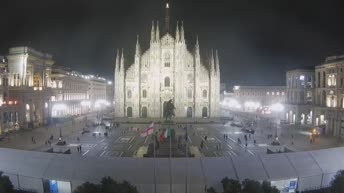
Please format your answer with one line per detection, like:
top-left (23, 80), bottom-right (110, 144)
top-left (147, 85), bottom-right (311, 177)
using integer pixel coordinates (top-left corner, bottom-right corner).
top-left (1, 147), bottom-right (344, 193)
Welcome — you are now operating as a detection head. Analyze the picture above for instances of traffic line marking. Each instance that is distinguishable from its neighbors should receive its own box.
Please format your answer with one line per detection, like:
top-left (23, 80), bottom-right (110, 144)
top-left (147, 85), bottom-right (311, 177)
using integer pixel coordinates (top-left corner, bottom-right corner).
top-left (100, 151), bottom-right (106, 157)
top-left (82, 150), bottom-right (90, 156)
top-left (119, 152), bottom-right (123, 157)
top-left (144, 136), bottom-right (148, 144)
top-left (130, 136), bottom-right (136, 143)
top-left (227, 144), bottom-right (233, 149)
top-left (247, 149), bottom-right (255, 156)
top-left (127, 145), bottom-right (132, 150)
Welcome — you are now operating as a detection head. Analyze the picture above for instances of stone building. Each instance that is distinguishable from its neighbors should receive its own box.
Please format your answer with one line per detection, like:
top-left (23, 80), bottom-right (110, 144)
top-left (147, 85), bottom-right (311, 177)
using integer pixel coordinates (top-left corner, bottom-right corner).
top-left (114, 3), bottom-right (220, 118)
top-left (232, 86), bottom-right (286, 111)
top-left (285, 69), bottom-right (314, 124)
top-left (6, 47), bottom-right (54, 128)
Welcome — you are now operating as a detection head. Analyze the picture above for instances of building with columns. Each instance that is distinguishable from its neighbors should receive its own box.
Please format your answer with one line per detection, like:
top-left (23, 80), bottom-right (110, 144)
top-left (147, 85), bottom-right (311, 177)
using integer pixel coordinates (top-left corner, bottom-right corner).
top-left (284, 55), bottom-right (344, 138)
top-left (114, 3), bottom-right (220, 118)
top-left (285, 69), bottom-right (314, 125)
top-left (6, 47), bottom-right (54, 128)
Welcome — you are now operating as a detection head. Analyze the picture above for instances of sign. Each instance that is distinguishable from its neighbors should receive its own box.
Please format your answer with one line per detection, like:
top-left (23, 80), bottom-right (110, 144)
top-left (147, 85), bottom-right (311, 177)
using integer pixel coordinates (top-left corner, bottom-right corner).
top-left (288, 180), bottom-right (297, 193)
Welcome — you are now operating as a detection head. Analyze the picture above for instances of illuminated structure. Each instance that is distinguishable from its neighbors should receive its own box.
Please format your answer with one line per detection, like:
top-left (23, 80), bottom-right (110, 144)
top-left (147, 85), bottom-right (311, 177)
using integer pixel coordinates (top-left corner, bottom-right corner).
top-left (0, 47), bottom-right (110, 133)
top-left (0, 56), bottom-right (20, 134)
top-left (285, 69), bottom-right (314, 125)
top-left (285, 55), bottom-right (344, 138)
top-left (50, 66), bottom-right (107, 118)
top-left (6, 47), bottom-right (54, 128)
top-left (230, 86), bottom-right (286, 111)
top-left (114, 3), bottom-right (221, 118)
top-left (313, 55), bottom-right (344, 137)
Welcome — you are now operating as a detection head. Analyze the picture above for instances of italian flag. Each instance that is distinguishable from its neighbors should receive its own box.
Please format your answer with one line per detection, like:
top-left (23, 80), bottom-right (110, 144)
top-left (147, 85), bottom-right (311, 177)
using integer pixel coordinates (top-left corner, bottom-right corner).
top-left (140, 122), bottom-right (154, 137)
top-left (160, 128), bottom-right (171, 141)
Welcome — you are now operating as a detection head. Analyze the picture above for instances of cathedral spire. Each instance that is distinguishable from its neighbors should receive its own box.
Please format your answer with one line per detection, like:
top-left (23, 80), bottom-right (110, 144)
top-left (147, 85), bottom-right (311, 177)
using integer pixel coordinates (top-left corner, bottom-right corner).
top-left (210, 49), bottom-right (215, 73)
top-left (150, 21), bottom-right (155, 43)
top-left (195, 35), bottom-right (200, 55)
top-left (175, 21), bottom-right (180, 42)
top-left (180, 21), bottom-right (185, 42)
top-left (164, 2), bottom-right (170, 33)
top-left (155, 21), bottom-right (160, 41)
top-left (120, 48), bottom-right (124, 72)
top-left (115, 49), bottom-right (120, 72)
top-left (215, 49), bottom-right (220, 72)
top-left (135, 35), bottom-right (141, 56)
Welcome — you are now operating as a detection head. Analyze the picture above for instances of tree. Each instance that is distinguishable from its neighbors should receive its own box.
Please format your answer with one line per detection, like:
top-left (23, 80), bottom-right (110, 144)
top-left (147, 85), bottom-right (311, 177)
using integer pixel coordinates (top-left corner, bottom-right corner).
top-left (331, 170), bottom-right (344, 193)
top-left (261, 181), bottom-right (280, 193)
top-left (207, 187), bottom-right (217, 193)
top-left (242, 179), bottom-right (263, 193)
top-left (74, 177), bottom-right (138, 193)
top-left (221, 177), bottom-right (241, 193)
top-left (0, 171), bottom-right (14, 193)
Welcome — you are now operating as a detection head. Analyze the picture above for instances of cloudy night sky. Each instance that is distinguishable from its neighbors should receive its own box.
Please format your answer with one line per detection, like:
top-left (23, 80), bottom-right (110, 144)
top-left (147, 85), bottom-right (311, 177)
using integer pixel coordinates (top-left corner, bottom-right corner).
top-left (1, 0), bottom-right (344, 88)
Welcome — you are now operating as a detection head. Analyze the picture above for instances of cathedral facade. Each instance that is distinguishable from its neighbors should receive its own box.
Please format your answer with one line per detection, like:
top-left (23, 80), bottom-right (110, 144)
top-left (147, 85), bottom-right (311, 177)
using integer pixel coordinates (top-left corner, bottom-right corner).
top-left (114, 3), bottom-right (220, 118)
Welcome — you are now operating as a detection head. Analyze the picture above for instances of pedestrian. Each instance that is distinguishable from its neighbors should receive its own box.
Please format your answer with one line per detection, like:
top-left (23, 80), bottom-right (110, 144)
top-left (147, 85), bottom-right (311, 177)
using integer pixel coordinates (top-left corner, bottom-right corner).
top-left (223, 134), bottom-right (225, 140)
top-left (254, 140), bottom-right (256, 145)
top-left (245, 143), bottom-right (247, 148)
top-left (216, 144), bottom-right (218, 150)
top-left (200, 141), bottom-right (204, 149)
top-left (79, 145), bottom-right (82, 152)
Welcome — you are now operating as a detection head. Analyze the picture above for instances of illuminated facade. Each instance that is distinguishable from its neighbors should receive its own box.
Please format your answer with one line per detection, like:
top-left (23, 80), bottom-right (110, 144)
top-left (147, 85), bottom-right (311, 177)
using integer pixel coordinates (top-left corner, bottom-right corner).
top-left (114, 3), bottom-right (220, 118)
top-left (6, 47), bottom-right (53, 128)
top-left (50, 66), bottom-right (108, 118)
top-left (231, 86), bottom-right (286, 111)
top-left (284, 55), bottom-right (344, 138)
top-left (285, 69), bottom-right (314, 125)
top-left (0, 56), bottom-right (20, 134)
top-left (313, 55), bottom-right (344, 137)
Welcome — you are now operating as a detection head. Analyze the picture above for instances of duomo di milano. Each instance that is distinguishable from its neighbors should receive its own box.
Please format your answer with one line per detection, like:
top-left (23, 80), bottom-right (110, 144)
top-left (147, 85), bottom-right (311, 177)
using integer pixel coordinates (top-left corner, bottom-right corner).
top-left (114, 3), bottom-right (220, 118)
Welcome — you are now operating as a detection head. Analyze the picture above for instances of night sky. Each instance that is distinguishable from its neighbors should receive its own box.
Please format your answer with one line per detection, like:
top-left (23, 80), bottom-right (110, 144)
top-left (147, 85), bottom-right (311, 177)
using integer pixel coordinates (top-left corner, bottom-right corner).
top-left (1, 0), bottom-right (344, 88)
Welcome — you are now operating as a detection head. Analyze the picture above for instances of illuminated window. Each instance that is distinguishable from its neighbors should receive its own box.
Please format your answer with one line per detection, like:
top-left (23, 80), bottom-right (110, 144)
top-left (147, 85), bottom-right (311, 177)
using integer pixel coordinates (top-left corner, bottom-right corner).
top-left (272, 92), bottom-right (275, 95)
top-left (267, 92), bottom-right (270, 95)
top-left (326, 94), bottom-right (337, 107)
top-left (277, 92), bottom-right (280, 95)
top-left (327, 74), bottom-right (336, 86)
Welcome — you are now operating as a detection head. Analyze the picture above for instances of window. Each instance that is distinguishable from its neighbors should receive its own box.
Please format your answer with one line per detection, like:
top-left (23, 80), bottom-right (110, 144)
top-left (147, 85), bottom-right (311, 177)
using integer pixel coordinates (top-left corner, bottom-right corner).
top-left (282, 92), bottom-right (285, 95)
top-left (203, 90), bottom-right (207, 98)
top-left (326, 94), bottom-right (337, 107)
top-left (141, 74), bottom-right (147, 83)
top-left (187, 74), bottom-right (193, 84)
top-left (327, 74), bottom-right (336, 86)
top-left (272, 92), bottom-right (275, 95)
top-left (127, 90), bottom-right (132, 98)
top-left (188, 88), bottom-right (192, 98)
top-left (142, 90), bottom-right (147, 98)
top-left (277, 92), bottom-right (280, 95)
top-left (164, 52), bottom-right (170, 67)
top-left (164, 77), bottom-right (170, 87)
top-left (267, 92), bottom-right (270, 95)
